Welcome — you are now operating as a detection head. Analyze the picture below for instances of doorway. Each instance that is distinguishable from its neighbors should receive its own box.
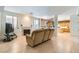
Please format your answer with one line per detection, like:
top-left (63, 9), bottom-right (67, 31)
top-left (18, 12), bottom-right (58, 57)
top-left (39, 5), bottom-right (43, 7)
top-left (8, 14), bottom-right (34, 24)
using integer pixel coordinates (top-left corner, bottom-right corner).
top-left (57, 20), bottom-right (70, 33)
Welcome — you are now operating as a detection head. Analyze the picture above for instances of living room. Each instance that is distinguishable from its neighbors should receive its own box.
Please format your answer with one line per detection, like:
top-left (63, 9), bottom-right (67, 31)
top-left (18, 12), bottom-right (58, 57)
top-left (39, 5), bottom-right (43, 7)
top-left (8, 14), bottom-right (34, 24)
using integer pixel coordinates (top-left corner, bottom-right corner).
top-left (0, 6), bottom-right (79, 53)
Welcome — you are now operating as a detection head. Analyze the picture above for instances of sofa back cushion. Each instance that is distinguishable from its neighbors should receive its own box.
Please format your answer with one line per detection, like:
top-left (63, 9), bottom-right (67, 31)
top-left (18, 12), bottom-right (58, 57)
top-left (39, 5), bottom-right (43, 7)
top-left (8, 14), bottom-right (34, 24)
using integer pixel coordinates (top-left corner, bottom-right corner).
top-left (48, 29), bottom-right (54, 40)
top-left (32, 30), bottom-right (44, 45)
top-left (43, 29), bottom-right (50, 41)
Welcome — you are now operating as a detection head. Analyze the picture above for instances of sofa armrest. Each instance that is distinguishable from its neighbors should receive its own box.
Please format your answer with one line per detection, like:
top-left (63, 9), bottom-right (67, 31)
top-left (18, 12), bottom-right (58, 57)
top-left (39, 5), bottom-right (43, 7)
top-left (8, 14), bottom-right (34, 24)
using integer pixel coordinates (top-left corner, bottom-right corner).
top-left (26, 34), bottom-right (33, 46)
top-left (26, 35), bottom-right (31, 40)
top-left (26, 34), bottom-right (31, 37)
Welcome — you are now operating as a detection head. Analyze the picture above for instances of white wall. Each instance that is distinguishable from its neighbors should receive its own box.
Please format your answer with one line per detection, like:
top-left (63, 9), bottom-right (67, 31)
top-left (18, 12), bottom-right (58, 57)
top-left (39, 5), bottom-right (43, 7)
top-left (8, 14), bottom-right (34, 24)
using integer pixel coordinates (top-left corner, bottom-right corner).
top-left (0, 6), bottom-right (4, 34)
top-left (70, 15), bottom-right (79, 37)
top-left (0, 12), bottom-right (1, 33)
top-left (21, 14), bottom-right (33, 28)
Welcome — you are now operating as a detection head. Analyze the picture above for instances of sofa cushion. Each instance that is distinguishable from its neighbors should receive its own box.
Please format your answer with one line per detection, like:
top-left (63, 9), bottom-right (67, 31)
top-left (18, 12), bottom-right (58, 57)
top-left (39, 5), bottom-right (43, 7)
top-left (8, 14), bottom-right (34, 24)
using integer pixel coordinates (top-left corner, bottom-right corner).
top-left (43, 29), bottom-right (50, 42)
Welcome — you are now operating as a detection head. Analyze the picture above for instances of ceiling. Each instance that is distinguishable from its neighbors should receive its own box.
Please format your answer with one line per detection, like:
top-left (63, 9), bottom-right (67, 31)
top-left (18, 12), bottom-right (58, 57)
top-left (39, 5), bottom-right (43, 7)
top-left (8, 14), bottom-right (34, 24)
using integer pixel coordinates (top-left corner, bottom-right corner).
top-left (4, 6), bottom-right (77, 18)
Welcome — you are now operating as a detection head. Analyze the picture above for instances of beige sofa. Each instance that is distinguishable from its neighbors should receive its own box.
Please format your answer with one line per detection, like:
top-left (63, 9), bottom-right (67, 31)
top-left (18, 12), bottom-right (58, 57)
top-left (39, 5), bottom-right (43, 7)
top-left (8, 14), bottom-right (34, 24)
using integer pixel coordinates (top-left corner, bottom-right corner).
top-left (48, 29), bottom-right (54, 40)
top-left (26, 29), bottom-right (54, 47)
top-left (43, 29), bottom-right (50, 42)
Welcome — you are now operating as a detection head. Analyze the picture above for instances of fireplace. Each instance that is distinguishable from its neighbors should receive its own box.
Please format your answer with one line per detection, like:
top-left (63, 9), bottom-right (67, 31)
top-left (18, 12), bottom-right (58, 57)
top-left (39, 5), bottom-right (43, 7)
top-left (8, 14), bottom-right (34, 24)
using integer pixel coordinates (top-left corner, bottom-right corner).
top-left (23, 29), bottom-right (30, 35)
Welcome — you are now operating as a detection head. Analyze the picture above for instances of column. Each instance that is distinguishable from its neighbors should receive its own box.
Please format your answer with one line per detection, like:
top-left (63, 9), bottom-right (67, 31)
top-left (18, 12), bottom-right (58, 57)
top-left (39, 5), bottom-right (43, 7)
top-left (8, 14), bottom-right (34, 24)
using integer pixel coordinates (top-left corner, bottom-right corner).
top-left (53, 15), bottom-right (58, 38)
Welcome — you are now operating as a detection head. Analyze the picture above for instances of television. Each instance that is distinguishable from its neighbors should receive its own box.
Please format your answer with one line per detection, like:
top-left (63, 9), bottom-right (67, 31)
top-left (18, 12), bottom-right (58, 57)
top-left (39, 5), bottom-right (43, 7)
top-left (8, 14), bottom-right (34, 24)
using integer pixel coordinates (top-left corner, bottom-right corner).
top-left (5, 23), bottom-right (14, 34)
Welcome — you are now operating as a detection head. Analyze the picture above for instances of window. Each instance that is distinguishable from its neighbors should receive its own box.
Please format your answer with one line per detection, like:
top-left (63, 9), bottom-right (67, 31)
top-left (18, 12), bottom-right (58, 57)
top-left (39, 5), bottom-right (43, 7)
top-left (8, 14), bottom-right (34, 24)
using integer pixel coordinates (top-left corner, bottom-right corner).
top-left (6, 15), bottom-right (13, 24)
top-left (6, 15), bottom-right (18, 29)
top-left (33, 17), bottom-right (40, 29)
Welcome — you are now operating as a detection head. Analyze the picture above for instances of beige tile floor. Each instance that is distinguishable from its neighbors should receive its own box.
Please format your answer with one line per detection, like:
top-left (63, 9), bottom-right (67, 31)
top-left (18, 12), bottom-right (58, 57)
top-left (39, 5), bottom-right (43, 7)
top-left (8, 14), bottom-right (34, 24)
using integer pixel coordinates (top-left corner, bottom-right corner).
top-left (0, 33), bottom-right (79, 53)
